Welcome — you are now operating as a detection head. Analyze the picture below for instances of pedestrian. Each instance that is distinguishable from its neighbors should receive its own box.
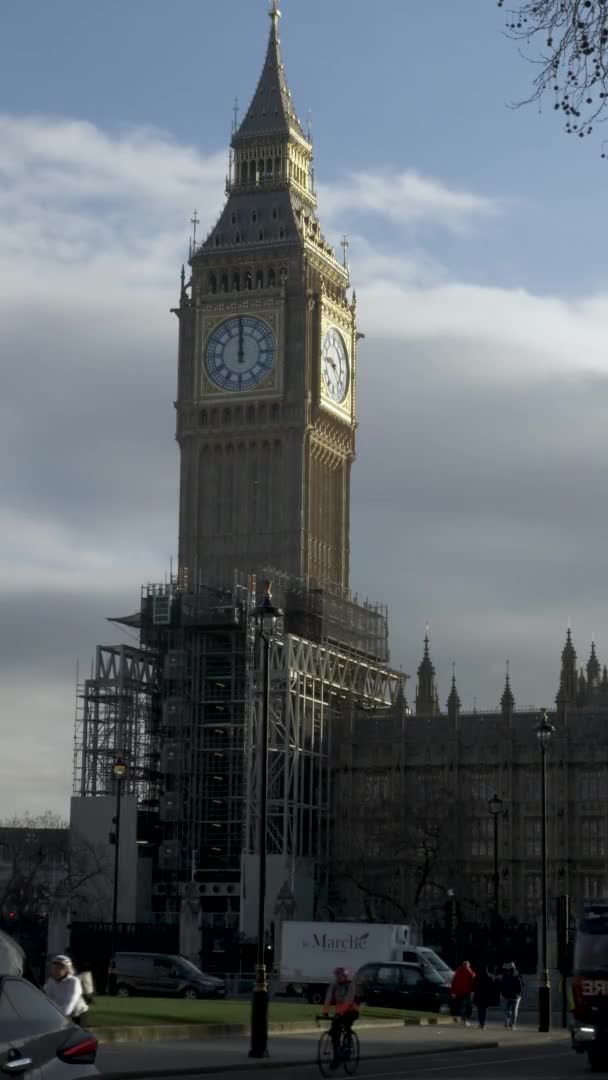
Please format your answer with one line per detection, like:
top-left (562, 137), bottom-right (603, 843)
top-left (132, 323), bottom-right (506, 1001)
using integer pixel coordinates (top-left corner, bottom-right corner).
top-left (500, 961), bottom-right (524, 1029)
top-left (450, 960), bottom-right (476, 1026)
top-left (472, 965), bottom-right (496, 1029)
top-left (45, 955), bottom-right (88, 1025)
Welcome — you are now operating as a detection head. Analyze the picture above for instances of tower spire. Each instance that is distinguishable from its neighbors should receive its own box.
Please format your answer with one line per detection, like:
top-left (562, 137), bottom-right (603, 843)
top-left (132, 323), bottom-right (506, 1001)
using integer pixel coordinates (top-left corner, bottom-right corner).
top-left (446, 662), bottom-right (461, 723)
top-left (500, 660), bottom-right (515, 721)
top-left (587, 639), bottom-right (601, 690)
top-left (233, 0), bottom-right (306, 144)
top-left (270, 0), bottom-right (281, 25)
top-left (415, 628), bottom-right (440, 717)
top-left (556, 626), bottom-right (578, 717)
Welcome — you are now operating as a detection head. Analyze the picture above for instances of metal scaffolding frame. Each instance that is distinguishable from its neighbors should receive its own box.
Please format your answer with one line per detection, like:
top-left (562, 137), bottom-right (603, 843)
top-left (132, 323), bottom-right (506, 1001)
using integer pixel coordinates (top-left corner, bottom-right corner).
top-left (244, 633), bottom-right (403, 866)
top-left (73, 643), bottom-right (160, 803)
top-left (72, 570), bottom-right (401, 920)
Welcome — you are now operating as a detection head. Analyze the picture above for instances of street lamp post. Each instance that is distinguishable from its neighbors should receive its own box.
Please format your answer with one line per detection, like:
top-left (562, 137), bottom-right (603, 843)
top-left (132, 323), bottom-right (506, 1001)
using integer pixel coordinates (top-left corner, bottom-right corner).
top-left (537, 710), bottom-right (555, 1033)
top-left (109, 756), bottom-right (126, 988)
top-left (249, 582), bottom-right (281, 1060)
top-left (488, 793), bottom-right (504, 942)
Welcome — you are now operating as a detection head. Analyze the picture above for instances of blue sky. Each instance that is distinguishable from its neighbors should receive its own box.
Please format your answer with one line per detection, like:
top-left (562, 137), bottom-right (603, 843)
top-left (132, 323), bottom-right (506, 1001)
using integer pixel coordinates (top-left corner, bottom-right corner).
top-left (1, 0), bottom-right (603, 292)
top-left (2, 0), bottom-right (608, 814)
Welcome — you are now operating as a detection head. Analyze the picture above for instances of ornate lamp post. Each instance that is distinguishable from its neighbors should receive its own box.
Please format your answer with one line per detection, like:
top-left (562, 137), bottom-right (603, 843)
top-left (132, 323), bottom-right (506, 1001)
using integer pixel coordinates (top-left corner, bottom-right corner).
top-left (249, 583), bottom-right (281, 1059)
top-left (537, 710), bottom-right (555, 1033)
top-left (109, 756), bottom-right (126, 989)
top-left (488, 793), bottom-right (504, 930)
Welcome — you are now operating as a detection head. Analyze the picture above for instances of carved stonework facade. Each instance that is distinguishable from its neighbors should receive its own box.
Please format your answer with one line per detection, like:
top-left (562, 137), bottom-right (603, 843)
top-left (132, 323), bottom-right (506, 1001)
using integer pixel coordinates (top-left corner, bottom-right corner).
top-left (175, 8), bottom-right (356, 593)
top-left (331, 632), bottom-right (608, 925)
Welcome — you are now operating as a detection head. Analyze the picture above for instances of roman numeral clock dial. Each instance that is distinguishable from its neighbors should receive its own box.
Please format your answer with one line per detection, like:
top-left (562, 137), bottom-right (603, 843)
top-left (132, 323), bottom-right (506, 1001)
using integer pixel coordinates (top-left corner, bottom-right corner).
top-left (321, 326), bottom-right (349, 405)
top-left (205, 316), bottom-right (275, 392)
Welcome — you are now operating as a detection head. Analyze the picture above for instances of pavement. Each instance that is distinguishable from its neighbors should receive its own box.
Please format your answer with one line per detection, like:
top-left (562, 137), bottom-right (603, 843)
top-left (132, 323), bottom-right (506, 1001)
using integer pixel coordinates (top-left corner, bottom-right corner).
top-left (98, 1016), bottom-right (572, 1080)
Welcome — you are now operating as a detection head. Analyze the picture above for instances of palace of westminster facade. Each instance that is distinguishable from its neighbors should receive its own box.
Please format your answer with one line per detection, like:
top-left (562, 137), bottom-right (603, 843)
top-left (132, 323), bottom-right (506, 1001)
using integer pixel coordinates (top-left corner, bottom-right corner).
top-left (74, 2), bottom-right (608, 941)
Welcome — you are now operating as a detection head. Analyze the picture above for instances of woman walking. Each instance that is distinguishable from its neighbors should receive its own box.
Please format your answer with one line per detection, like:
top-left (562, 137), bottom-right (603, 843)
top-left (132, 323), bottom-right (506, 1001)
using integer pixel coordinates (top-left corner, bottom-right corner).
top-left (45, 955), bottom-right (88, 1025)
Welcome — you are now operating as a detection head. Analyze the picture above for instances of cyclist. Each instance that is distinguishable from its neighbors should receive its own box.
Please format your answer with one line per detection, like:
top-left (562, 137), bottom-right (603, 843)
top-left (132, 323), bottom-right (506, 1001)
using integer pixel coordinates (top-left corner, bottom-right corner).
top-left (322, 966), bottom-right (359, 1070)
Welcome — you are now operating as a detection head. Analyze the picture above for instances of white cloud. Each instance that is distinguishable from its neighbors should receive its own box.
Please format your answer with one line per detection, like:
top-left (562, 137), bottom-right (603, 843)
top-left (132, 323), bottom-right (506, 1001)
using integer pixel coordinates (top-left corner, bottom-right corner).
top-left (1, 112), bottom-right (608, 813)
top-left (318, 168), bottom-right (501, 232)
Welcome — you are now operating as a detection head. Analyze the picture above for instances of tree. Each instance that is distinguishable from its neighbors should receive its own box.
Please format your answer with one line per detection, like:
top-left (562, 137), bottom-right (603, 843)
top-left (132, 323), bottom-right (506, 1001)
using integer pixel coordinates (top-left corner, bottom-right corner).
top-left (498, 0), bottom-right (608, 150)
top-left (0, 812), bottom-right (111, 921)
top-left (329, 794), bottom-right (455, 923)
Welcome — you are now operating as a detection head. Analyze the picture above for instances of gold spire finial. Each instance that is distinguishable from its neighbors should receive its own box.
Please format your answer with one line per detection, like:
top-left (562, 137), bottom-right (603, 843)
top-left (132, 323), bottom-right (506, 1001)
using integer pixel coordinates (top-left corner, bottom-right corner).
top-left (269, 0), bottom-right (281, 23)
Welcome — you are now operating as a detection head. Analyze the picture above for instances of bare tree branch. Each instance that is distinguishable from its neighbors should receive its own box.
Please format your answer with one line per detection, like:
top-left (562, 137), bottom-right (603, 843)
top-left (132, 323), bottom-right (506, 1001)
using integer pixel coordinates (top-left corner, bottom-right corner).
top-left (498, 0), bottom-right (608, 149)
top-left (0, 813), bottom-right (111, 920)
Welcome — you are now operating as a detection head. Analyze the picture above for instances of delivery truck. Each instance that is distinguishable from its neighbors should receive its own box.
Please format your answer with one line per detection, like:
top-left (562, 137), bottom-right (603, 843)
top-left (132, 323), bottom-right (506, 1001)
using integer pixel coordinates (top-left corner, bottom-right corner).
top-left (279, 921), bottom-right (450, 1003)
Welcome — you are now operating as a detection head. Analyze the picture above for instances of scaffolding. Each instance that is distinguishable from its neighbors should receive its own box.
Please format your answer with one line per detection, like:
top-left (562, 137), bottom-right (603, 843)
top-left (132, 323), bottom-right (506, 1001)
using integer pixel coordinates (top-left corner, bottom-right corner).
top-left (72, 568), bottom-right (402, 922)
top-left (73, 643), bottom-right (160, 805)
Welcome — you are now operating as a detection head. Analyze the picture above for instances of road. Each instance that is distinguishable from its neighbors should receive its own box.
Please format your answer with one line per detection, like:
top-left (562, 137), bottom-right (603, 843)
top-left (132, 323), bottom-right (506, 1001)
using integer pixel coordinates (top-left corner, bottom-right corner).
top-left (106, 1043), bottom-right (588, 1080)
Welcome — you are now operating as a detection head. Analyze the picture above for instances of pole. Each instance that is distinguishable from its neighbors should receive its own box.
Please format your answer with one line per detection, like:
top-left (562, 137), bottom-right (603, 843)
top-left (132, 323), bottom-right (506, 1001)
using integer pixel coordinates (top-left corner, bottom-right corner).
top-left (109, 776), bottom-right (122, 992)
top-left (493, 812), bottom-right (499, 918)
top-left (249, 631), bottom-right (270, 1058)
top-left (492, 810), bottom-right (499, 957)
top-left (538, 740), bottom-right (551, 1032)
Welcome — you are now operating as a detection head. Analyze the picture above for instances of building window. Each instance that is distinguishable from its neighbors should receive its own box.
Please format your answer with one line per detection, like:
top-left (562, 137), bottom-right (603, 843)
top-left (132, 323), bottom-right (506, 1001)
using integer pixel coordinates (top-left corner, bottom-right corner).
top-left (525, 874), bottom-right (541, 917)
top-left (279, 227), bottom-right (285, 239)
top-left (580, 769), bottom-right (604, 800)
top-left (271, 403), bottom-right (279, 421)
top-left (232, 271), bottom-right (240, 291)
top-left (469, 770), bottom-right (493, 801)
top-left (583, 875), bottom-right (606, 900)
top-left (200, 410), bottom-right (208, 426)
top-left (363, 772), bottom-right (389, 803)
top-left (235, 232), bottom-right (241, 244)
top-left (258, 229), bottom-right (264, 241)
top-left (251, 211), bottom-right (257, 224)
top-left (581, 817), bottom-right (606, 857)
top-left (470, 818), bottom-right (493, 857)
top-left (272, 206), bottom-right (279, 221)
top-left (231, 212), bottom-right (238, 225)
top-left (268, 268), bottom-right (275, 287)
top-left (256, 269), bottom-right (264, 289)
top-left (524, 817), bottom-right (542, 858)
top-left (469, 874), bottom-right (493, 904)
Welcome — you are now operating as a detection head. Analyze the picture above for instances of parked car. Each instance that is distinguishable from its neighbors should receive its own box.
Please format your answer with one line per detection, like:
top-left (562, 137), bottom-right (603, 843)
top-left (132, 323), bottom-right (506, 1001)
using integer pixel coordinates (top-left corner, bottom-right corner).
top-left (400, 946), bottom-right (453, 986)
top-left (108, 952), bottom-right (226, 999)
top-left (356, 961), bottom-right (452, 1013)
top-left (0, 929), bottom-right (99, 1077)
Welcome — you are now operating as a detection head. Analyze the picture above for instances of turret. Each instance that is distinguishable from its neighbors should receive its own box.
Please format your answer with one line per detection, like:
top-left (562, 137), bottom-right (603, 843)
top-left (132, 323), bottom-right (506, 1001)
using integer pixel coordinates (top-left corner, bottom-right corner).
top-left (556, 627), bottom-right (578, 718)
top-left (500, 661), bottom-right (515, 722)
top-left (415, 631), bottom-right (440, 716)
top-left (446, 664), bottom-right (460, 723)
top-left (587, 641), bottom-right (601, 690)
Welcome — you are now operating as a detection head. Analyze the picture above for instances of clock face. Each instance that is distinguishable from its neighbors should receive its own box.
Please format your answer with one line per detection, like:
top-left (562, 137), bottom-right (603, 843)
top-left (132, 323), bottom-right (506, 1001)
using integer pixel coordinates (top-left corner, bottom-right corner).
top-left (206, 316), bottom-right (275, 392)
top-left (321, 327), bottom-right (349, 404)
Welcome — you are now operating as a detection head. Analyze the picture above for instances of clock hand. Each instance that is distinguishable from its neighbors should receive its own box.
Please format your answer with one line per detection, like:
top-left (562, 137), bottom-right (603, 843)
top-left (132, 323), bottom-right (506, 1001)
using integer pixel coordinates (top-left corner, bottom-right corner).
top-left (238, 318), bottom-right (245, 364)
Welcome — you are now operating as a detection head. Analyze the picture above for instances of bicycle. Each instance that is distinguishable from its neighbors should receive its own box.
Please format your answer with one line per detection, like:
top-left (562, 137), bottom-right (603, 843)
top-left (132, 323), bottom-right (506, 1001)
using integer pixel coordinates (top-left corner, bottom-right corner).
top-left (316, 1015), bottom-right (360, 1077)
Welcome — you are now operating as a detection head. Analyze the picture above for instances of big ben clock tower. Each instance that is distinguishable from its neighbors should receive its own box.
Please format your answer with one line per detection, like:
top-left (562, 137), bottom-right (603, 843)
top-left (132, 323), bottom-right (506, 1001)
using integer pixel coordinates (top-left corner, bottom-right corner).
top-left (176, 1), bottom-right (357, 592)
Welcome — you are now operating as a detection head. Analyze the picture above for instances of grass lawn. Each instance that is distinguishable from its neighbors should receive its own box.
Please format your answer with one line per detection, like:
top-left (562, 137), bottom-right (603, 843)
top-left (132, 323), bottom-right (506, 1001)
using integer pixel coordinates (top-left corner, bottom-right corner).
top-left (88, 997), bottom-right (413, 1028)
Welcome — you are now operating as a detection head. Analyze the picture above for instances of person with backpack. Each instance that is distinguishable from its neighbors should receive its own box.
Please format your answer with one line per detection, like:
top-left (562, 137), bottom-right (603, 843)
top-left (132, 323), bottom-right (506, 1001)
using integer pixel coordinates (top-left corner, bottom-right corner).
top-left (500, 961), bottom-right (524, 1029)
